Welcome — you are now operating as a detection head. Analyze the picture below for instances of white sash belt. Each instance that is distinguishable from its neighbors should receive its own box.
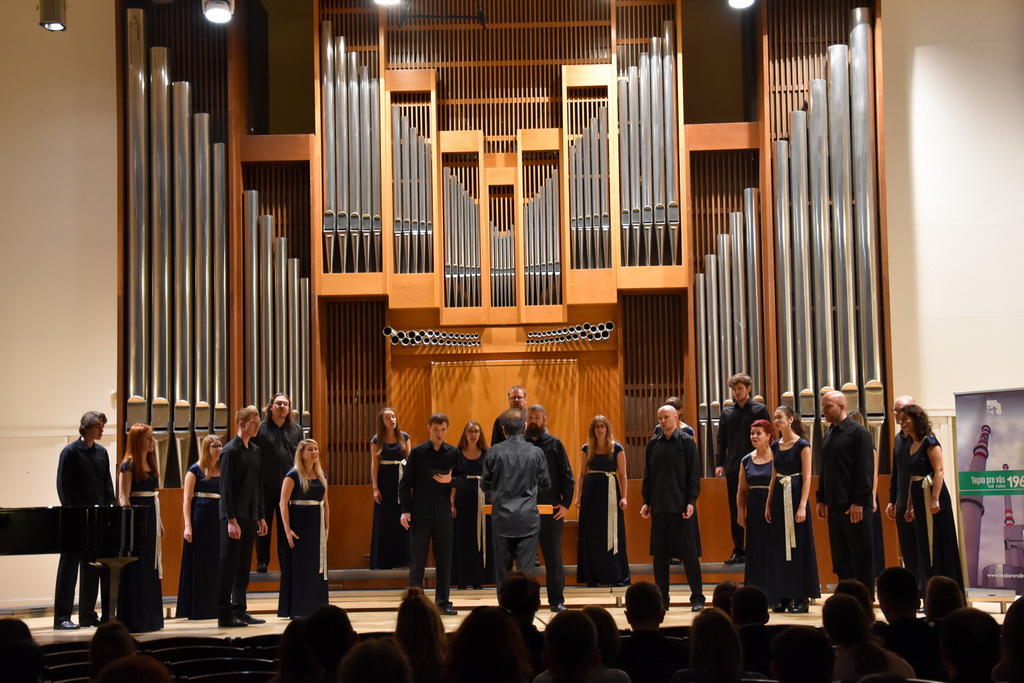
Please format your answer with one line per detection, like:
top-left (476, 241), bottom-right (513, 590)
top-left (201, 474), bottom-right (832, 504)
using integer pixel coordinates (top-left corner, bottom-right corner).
top-left (132, 491), bottom-right (162, 578)
top-left (911, 474), bottom-right (935, 563)
top-left (775, 473), bottom-right (800, 562)
top-left (380, 459), bottom-right (406, 503)
top-left (194, 492), bottom-right (221, 499)
top-left (290, 500), bottom-right (328, 579)
top-left (591, 471), bottom-right (619, 554)
top-left (467, 475), bottom-right (487, 565)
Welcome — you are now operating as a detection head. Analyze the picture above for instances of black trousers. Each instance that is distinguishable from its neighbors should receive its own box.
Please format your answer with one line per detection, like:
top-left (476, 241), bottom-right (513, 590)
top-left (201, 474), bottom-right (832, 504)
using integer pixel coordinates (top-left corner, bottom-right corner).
top-left (651, 512), bottom-right (704, 606)
top-left (493, 533), bottom-right (539, 594)
top-left (895, 506), bottom-right (922, 589)
top-left (726, 469), bottom-right (745, 554)
top-left (54, 554), bottom-right (110, 623)
top-left (408, 514), bottom-right (454, 608)
top-left (255, 483), bottom-right (286, 568)
top-left (827, 506), bottom-right (875, 596)
top-left (218, 518), bottom-right (257, 617)
top-left (538, 516), bottom-right (565, 607)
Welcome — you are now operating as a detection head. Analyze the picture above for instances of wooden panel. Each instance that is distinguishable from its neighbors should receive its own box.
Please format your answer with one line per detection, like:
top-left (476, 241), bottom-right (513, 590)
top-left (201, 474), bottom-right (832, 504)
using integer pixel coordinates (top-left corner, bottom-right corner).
top-left (386, 68), bottom-right (436, 93)
top-left (685, 122), bottom-right (760, 151)
top-left (616, 265), bottom-right (688, 290)
top-left (239, 134), bottom-right (314, 163)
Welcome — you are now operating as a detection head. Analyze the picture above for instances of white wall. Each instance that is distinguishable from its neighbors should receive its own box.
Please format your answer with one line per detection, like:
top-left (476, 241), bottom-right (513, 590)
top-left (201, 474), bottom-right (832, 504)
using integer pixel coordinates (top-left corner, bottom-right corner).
top-left (0, 1), bottom-right (119, 607)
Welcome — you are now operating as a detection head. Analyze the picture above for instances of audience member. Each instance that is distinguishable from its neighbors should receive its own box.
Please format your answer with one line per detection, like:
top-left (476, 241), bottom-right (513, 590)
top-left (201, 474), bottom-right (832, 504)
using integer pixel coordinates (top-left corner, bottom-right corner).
top-left (394, 586), bottom-right (447, 683)
top-left (271, 617), bottom-right (321, 683)
top-left (339, 637), bottom-right (412, 683)
top-left (500, 569), bottom-right (545, 676)
top-left (872, 566), bottom-right (942, 680)
top-left (834, 578), bottom-right (875, 622)
top-left (447, 605), bottom-right (532, 683)
top-left (994, 597), bottom-right (1024, 683)
top-left (90, 621), bottom-right (137, 679)
top-left (0, 617), bottom-right (33, 643)
top-left (712, 580), bottom-right (738, 614)
top-left (305, 604), bottom-right (358, 682)
top-left (541, 609), bottom-right (604, 683)
top-left (940, 607), bottom-right (1000, 683)
top-left (770, 626), bottom-right (834, 683)
top-left (926, 575), bottom-right (965, 626)
top-left (581, 605), bottom-right (630, 681)
top-left (731, 585), bottom-right (773, 677)
top-left (822, 593), bottom-right (914, 682)
top-left (0, 638), bottom-right (43, 683)
top-left (617, 581), bottom-right (688, 683)
top-left (96, 655), bottom-right (173, 683)
top-left (670, 607), bottom-right (767, 682)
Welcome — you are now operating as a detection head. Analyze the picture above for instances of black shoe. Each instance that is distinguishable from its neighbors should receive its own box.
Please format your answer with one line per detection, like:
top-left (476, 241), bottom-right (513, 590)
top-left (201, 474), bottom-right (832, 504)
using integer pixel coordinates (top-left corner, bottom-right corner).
top-left (256, 563), bottom-right (268, 573)
top-left (80, 615), bottom-right (103, 627)
top-left (550, 604), bottom-right (567, 613)
top-left (219, 615), bottom-right (249, 628)
top-left (772, 599), bottom-right (792, 613)
top-left (54, 620), bottom-right (80, 631)
top-left (724, 552), bottom-right (743, 565)
top-left (440, 606), bottom-right (459, 616)
top-left (237, 611), bottom-right (266, 625)
top-left (691, 602), bottom-right (706, 612)
top-left (789, 598), bottom-right (809, 614)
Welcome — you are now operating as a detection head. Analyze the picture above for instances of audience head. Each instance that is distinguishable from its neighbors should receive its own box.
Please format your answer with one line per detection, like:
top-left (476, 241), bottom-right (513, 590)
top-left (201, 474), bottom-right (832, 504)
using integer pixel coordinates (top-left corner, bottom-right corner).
top-left (688, 607), bottom-right (744, 680)
top-left (96, 655), bottom-right (173, 683)
top-left (582, 605), bottom-right (622, 669)
top-left (940, 607), bottom-right (1000, 681)
top-left (306, 604), bottom-right (358, 679)
top-left (822, 593), bottom-right (873, 647)
top-left (275, 617), bottom-right (321, 683)
top-left (731, 585), bottom-right (770, 627)
top-left (339, 637), bottom-right (412, 683)
top-left (0, 617), bottom-right (33, 643)
top-left (997, 596), bottom-right (1024, 683)
top-left (542, 610), bottom-right (600, 680)
top-left (834, 578), bottom-right (875, 621)
top-left (0, 621), bottom-right (42, 683)
top-left (925, 575), bottom-right (965, 622)
top-left (624, 581), bottom-right (666, 631)
top-left (394, 587), bottom-right (447, 683)
top-left (447, 605), bottom-right (532, 683)
top-left (499, 569), bottom-right (541, 624)
top-left (500, 408), bottom-right (526, 437)
top-left (711, 579), bottom-right (738, 614)
top-left (876, 566), bottom-right (920, 620)
top-left (90, 621), bottom-right (137, 679)
top-left (770, 626), bottom-right (834, 683)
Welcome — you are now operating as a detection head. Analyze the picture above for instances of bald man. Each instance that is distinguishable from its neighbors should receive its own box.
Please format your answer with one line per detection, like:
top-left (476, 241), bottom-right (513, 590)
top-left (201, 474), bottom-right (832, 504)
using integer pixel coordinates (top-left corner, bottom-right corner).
top-left (816, 391), bottom-right (877, 594)
top-left (886, 395), bottom-right (920, 584)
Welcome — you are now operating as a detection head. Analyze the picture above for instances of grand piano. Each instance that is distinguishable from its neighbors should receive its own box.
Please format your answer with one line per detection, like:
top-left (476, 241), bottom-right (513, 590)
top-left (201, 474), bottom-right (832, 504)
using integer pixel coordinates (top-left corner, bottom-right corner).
top-left (0, 506), bottom-right (150, 617)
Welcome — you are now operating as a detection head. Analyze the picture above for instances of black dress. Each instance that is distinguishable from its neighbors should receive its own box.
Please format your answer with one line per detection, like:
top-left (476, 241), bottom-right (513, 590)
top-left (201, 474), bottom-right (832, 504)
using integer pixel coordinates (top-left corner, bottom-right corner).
top-left (907, 435), bottom-right (965, 591)
top-left (452, 452), bottom-right (495, 588)
top-left (278, 469), bottom-right (329, 618)
top-left (577, 443), bottom-right (630, 586)
top-left (176, 463), bottom-right (221, 619)
top-left (765, 439), bottom-right (820, 603)
top-left (117, 465), bottom-right (164, 632)
top-left (741, 452), bottom-right (774, 591)
top-left (370, 432), bottom-right (411, 569)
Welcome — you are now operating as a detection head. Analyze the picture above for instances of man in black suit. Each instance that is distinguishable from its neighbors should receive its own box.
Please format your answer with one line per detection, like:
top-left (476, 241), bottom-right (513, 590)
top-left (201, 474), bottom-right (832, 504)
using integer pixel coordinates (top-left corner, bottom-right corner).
top-left (885, 395), bottom-right (919, 584)
top-left (524, 404), bottom-right (574, 612)
top-left (400, 412), bottom-right (465, 615)
top-left (54, 411), bottom-right (115, 630)
top-left (252, 393), bottom-right (304, 573)
top-left (490, 385), bottom-right (528, 446)
top-left (617, 581), bottom-right (689, 683)
top-left (218, 405), bottom-right (268, 627)
top-left (481, 408), bottom-right (550, 594)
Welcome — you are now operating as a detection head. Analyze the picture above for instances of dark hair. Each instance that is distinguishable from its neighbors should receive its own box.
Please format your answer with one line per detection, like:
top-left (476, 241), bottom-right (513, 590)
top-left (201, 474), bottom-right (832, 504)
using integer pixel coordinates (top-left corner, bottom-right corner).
top-left (264, 393), bottom-right (294, 427)
top-left (876, 566), bottom-right (920, 616)
top-left (822, 593), bottom-right (887, 678)
top-left (375, 407), bottom-right (407, 448)
top-left (925, 575), bottom-right (964, 622)
top-left (457, 420), bottom-right (489, 452)
top-left (750, 418), bottom-right (775, 441)
top-left (625, 580), bottom-right (665, 626)
top-left (834, 579), bottom-right (874, 622)
top-left (773, 405), bottom-right (807, 439)
top-left (526, 404), bottom-right (547, 418)
top-left (582, 605), bottom-right (621, 669)
top-left (712, 579), bottom-right (739, 614)
top-left (997, 595), bottom-right (1024, 683)
top-left (901, 404), bottom-right (933, 441)
top-left (394, 587), bottom-right (446, 683)
top-left (499, 408), bottom-right (526, 436)
top-left (447, 606), bottom-right (532, 683)
top-left (544, 610), bottom-right (598, 678)
top-left (728, 373), bottom-right (753, 390)
top-left (499, 569), bottom-right (541, 622)
top-left (79, 410), bottom-right (107, 436)
top-left (339, 637), bottom-right (412, 683)
top-left (771, 626), bottom-right (834, 683)
top-left (847, 410), bottom-right (868, 429)
top-left (97, 655), bottom-right (173, 683)
top-left (0, 617), bottom-right (33, 643)
top-left (90, 621), bottom-right (136, 678)
top-left (274, 617), bottom-right (320, 683)
top-left (428, 412), bottom-right (449, 428)
top-left (305, 604), bottom-right (357, 678)
top-left (507, 385), bottom-right (527, 398)
top-left (689, 607), bottom-right (744, 680)
top-left (941, 607), bottom-right (1000, 678)
top-left (665, 396), bottom-right (684, 411)
top-left (731, 585), bottom-right (769, 626)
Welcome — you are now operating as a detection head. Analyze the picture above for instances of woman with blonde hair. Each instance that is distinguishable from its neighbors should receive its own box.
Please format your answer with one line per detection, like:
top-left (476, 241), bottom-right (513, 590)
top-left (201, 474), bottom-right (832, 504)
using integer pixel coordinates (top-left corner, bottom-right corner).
top-left (369, 407), bottom-right (411, 569)
top-left (116, 423), bottom-right (163, 632)
top-left (176, 435), bottom-right (223, 619)
top-left (278, 439), bottom-right (330, 618)
top-left (574, 415), bottom-right (630, 587)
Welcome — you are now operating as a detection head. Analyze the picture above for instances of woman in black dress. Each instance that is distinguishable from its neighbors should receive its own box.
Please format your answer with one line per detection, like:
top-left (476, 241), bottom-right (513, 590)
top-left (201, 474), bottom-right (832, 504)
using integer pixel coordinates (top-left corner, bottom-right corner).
top-left (279, 439), bottom-right (330, 618)
top-left (901, 405), bottom-right (965, 591)
top-left (176, 434), bottom-right (222, 619)
top-left (116, 423), bottom-right (164, 633)
top-left (370, 407), bottom-right (411, 569)
top-left (737, 419), bottom-right (774, 596)
top-left (766, 406), bottom-right (819, 613)
top-left (451, 420), bottom-right (494, 589)
top-left (574, 415), bottom-right (629, 586)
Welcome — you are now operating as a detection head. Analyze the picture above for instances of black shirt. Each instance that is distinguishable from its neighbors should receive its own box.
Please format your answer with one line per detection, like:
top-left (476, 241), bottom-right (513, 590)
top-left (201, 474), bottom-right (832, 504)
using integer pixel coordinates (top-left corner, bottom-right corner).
top-left (525, 431), bottom-right (575, 508)
top-left (253, 419), bottom-right (304, 490)
top-left (816, 417), bottom-right (875, 509)
top-left (399, 440), bottom-right (465, 517)
top-left (715, 400), bottom-right (772, 471)
top-left (220, 435), bottom-right (264, 521)
top-left (56, 439), bottom-right (115, 506)
top-left (642, 428), bottom-right (701, 514)
top-left (491, 415), bottom-right (506, 447)
top-left (481, 435), bottom-right (551, 537)
top-left (889, 430), bottom-right (911, 508)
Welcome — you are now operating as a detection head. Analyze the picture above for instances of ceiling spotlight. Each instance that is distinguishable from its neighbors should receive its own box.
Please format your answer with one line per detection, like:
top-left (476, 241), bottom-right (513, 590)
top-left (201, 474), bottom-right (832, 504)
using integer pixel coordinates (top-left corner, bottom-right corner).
top-left (203, 0), bottom-right (234, 23)
top-left (39, 0), bottom-right (67, 32)
top-left (374, 0), bottom-right (402, 5)
top-left (728, 0), bottom-right (756, 8)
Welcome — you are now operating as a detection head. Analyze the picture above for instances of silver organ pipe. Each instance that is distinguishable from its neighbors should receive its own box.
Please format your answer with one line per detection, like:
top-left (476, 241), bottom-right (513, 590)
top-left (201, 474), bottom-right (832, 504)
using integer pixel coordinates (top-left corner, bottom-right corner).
top-left (788, 111), bottom-right (817, 423)
top-left (808, 78), bottom-right (836, 414)
top-left (244, 191), bottom-right (261, 408)
top-left (150, 46), bottom-right (171, 439)
top-left (730, 212), bottom-right (748, 377)
top-left (743, 188), bottom-right (763, 400)
top-left (774, 141), bottom-right (795, 410)
top-left (194, 112), bottom-right (212, 444)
